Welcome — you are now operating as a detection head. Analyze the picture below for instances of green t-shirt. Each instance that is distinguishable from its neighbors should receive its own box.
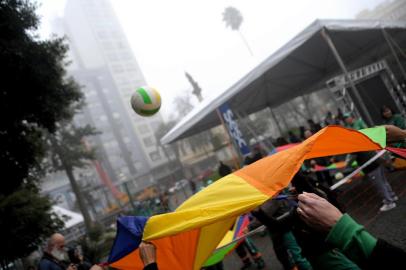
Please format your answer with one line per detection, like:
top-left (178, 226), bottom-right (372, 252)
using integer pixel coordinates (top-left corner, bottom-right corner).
top-left (385, 114), bottom-right (406, 129)
top-left (348, 119), bottom-right (367, 130)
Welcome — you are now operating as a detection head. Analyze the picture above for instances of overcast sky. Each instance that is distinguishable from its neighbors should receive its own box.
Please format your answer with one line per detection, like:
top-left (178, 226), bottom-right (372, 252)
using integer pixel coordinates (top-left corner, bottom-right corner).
top-left (37, 0), bottom-right (386, 118)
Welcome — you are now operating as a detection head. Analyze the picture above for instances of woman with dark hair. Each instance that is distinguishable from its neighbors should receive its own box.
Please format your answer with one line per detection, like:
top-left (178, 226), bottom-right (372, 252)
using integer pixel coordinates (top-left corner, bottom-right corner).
top-left (381, 105), bottom-right (406, 129)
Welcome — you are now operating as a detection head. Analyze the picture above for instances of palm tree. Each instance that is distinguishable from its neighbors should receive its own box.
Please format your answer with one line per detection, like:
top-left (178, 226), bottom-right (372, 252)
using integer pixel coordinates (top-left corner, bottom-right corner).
top-left (222, 6), bottom-right (253, 56)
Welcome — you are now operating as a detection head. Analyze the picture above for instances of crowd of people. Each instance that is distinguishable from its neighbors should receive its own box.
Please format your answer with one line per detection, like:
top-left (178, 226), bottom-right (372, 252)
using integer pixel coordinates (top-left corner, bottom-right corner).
top-left (271, 106), bottom-right (405, 212)
top-left (209, 106), bottom-right (406, 269)
top-left (35, 106), bottom-right (406, 270)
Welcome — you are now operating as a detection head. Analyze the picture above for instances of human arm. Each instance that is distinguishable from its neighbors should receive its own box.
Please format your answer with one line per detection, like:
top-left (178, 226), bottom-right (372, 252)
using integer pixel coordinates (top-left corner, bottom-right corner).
top-left (139, 242), bottom-right (158, 270)
top-left (327, 214), bottom-right (406, 269)
top-left (297, 193), bottom-right (376, 266)
top-left (297, 193), bottom-right (405, 269)
top-left (385, 124), bottom-right (406, 142)
top-left (385, 125), bottom-right (406, 142)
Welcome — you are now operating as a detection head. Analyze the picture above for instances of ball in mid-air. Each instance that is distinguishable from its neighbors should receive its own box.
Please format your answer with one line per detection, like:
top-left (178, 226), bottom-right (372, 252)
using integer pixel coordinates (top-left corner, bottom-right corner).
top-left (130, 86), bottom-right (161, 116)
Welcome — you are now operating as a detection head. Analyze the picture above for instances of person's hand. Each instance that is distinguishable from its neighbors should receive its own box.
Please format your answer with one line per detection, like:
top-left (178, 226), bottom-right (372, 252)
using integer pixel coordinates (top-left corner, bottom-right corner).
top-left (139, 241), bottom-right (156, 266)
top-left (296, 192), bottom-right (343, 232)
top-left (385, 125), bottom-right (406, 142)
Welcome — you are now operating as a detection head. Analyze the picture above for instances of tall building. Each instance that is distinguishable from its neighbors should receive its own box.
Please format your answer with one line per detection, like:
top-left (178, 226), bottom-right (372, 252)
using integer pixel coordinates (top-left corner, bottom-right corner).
top-left (42, 0), bottom-right (181, 214)
top-left (357, 0), bottom-right (406, 20)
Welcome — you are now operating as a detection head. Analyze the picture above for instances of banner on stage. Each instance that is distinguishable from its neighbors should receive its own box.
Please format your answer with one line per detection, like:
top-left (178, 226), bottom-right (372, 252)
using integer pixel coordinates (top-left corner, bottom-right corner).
top-left (219, 103), bottom-right (250, 156)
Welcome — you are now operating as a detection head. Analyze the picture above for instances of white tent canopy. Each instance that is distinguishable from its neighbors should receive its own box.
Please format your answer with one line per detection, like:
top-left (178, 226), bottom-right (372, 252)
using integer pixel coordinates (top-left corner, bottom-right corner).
top-left (52, 205), bottom-right (84, 229)
top-left (161, 19), bottom-right (406, 144)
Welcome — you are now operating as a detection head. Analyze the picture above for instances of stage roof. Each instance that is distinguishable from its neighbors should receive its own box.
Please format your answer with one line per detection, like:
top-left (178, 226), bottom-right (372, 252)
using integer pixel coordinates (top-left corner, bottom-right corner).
top-left (161, 19), bottom-right (406, 144)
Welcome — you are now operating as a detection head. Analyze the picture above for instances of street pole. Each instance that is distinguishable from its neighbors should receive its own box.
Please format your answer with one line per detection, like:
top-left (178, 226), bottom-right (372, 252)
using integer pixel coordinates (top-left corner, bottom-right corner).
top-left (123, 181), bottom-right (137, 213)
top-left (321, 28), bottom-right (374, 126)
top-left (269, 107), bottom-right (284, 137)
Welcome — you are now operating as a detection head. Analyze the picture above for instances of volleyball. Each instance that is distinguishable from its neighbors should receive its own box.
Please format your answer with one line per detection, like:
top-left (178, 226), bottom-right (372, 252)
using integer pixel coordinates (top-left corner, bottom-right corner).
top-left (130, 86), bottom-right (161, 116)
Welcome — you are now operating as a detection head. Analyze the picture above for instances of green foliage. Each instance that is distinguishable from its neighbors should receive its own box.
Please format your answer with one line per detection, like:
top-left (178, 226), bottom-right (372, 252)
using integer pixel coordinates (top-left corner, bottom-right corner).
top-left (78, 225), bottom-right (115, 264)
top-left (0, 0), bottom-right (84, 265)
top-left (45, 122), bottom-right (99, 232)
top-left (0, 0), bottom-right (82, 194)
top-left (47, 123), bottom-right (99, 170)
top-left (0, 184), bottom-right (63, 263)
top-left (87, 223), bottom-right (104, 242)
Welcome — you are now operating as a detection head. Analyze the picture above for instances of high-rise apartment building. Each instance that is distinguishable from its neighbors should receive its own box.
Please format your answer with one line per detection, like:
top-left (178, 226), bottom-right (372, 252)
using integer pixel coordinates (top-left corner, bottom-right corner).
top-left (42, 0), bottom-right (180, 213)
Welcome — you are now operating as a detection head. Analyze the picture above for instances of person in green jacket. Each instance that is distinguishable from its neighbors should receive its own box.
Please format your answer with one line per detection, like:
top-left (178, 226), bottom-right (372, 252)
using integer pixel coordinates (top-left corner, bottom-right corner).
top-left (381, 105), bottom-right (406, 129)
top-left (297, 192), bottom-right (406, 269)
top-left (343, 113), bottom-right (367, 130)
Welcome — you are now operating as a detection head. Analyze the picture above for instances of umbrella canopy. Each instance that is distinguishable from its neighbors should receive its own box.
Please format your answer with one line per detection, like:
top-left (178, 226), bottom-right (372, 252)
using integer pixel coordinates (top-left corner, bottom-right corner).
top-left (107, 126), bottom-right (404, 270)
top-left (161, 19), bottom-right (406, 144)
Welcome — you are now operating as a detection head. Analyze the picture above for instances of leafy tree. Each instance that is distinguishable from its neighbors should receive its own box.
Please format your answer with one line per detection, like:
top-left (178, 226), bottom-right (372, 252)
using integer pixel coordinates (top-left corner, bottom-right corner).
top-left (0, 0), bottom-right (82, 265)
top-left (47, 122), bottom-right (99, 232)
top-left (78, 224), bottom-right (115, 264)
top-left (173, 94), bottom-right (195, 116)
top-left (0, 0), bottom-right (82, 193)
top-left (0, 182), bottom-right (64, 268)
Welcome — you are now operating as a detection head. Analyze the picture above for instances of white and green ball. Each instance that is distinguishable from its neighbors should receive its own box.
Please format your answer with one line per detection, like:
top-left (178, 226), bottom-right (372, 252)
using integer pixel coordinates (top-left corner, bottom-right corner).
top-left (130, 86), bottom-right (161, 116)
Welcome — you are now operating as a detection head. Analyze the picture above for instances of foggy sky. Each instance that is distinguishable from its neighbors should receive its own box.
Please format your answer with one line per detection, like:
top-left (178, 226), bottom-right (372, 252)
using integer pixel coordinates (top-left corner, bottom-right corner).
top-left (38, 0), bottom-right (387, 119)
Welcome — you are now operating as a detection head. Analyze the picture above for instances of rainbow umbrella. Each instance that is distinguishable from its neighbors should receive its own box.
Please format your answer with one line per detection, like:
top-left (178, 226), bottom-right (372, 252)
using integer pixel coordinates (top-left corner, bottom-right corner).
top-left (106, 126), bottom-right (403, 270)
top-left (202, 214), bottom-right (250, 267)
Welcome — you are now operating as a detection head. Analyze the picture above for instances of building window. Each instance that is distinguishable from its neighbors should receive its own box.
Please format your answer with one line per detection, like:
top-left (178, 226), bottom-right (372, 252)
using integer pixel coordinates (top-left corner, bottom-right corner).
top-left (103, 140), bottom-right (116, 149)
top-left (149, 151), bottom-right (161, 161)
top-left (118, 52), bottom-right (133, 60)
top-left (138, 124), bottom-right (150, 134)
top-left (107, 53), bottom-right (118, 61)
top-left (111, 65), bottom-right (125, 73)
top-left (102, 42), bottom-right (114, 50)
top-left (97, 31), bottom-right (109, 40)
top-left (126, 63), bottom-right (138, 72)
top-left (151, 121), bottom-right (161, 131)
top-left (116, 41), bottom-right (125, 48)
top-left (143, 137), bottom-right (154, 147)
top-left (110, 31), bottom-right (122, 38)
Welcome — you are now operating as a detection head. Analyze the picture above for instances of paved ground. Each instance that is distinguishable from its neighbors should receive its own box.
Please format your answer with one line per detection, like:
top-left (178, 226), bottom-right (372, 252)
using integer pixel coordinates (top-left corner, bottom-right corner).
top-left (222, 170), bottom-right (406, 270)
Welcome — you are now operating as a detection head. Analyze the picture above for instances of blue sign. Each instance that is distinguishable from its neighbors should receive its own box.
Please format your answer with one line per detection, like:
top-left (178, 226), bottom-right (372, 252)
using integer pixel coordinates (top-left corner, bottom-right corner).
top-left (218, 104), bottom-right (250, 156)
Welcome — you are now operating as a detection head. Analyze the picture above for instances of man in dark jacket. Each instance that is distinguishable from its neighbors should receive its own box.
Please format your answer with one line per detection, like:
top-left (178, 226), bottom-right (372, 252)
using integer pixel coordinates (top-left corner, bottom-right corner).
top-left (39, 234), bottom-right (76, 270)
